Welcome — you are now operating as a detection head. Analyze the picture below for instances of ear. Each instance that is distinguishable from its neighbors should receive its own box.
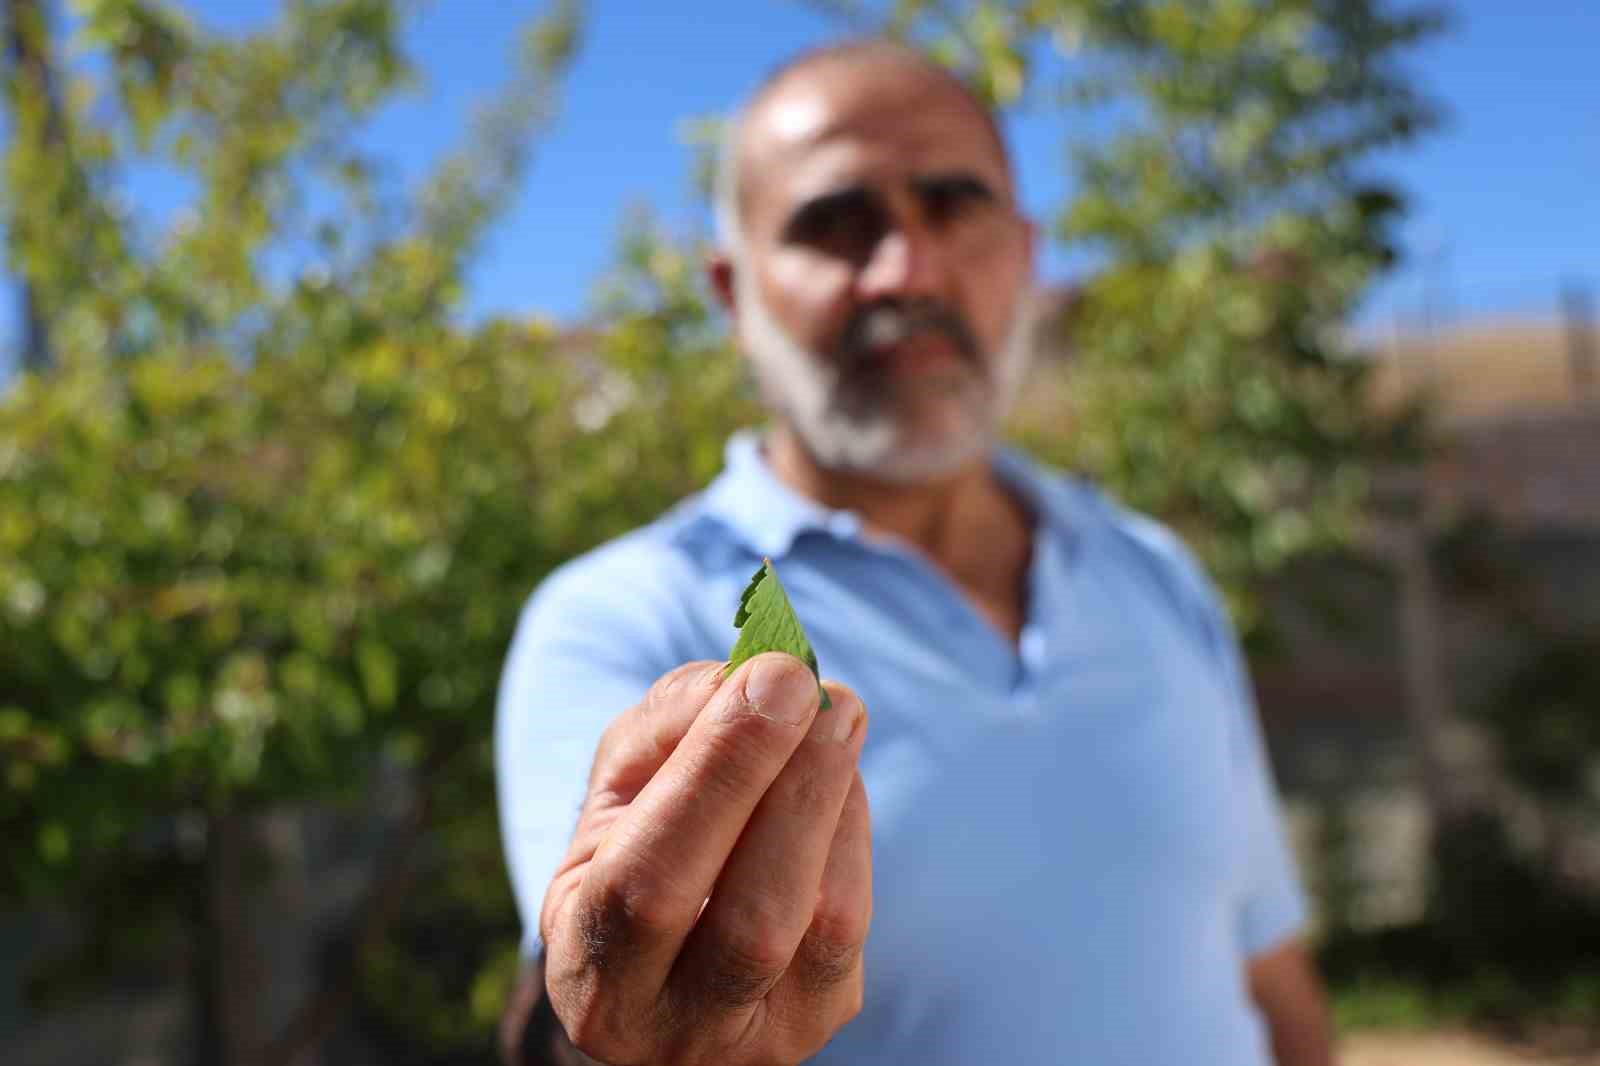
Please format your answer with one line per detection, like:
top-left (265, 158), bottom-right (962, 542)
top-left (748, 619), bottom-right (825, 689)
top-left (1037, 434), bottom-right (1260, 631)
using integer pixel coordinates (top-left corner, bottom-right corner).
top-left (1021, 214), bottom-right (1040, 274)
top-left (707, 250), bottom-right (738, 316)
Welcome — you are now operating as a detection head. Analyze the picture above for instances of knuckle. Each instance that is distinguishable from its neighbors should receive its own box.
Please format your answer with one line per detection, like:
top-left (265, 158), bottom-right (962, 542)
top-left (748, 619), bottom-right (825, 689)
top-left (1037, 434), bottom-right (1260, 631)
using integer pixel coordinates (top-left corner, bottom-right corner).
top-left (649, 664), bottom-right (689, 703)
top-left (809, 895), bottom-right (871, 954)
top-left (705, 967), bottom-right (780, 1017)
top-left (649, 660), bottom-right (706, 708)
top-left (550, 898), bottom-right (684, 1063)
top-left (790, 920), bottom-right (862, 997)
top-left (721, 925), bottom-right (797, 978)
top-left (543, 956), bottom-right (626, 1056)
top-left (778, 759), bottom-right (831, 818)
top-left (557, 974), bottom-right (681, 1066)
top-left (579, 862), bottom-right (687, 967)
top-left (560, 1001), bottom-right (639, 1066)
top-left (539, 870), bottom-right (583, 949)
top-left (691, 725), bottom-right (785, 803)
top-left (698, 929), bottom-right (793, 1011)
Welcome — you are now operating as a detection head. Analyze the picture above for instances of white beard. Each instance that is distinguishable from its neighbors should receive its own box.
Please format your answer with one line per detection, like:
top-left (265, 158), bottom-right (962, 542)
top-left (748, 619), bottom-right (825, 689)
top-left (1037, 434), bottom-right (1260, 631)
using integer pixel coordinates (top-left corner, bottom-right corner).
top-left (735, 271), bottom-right (1037, 485)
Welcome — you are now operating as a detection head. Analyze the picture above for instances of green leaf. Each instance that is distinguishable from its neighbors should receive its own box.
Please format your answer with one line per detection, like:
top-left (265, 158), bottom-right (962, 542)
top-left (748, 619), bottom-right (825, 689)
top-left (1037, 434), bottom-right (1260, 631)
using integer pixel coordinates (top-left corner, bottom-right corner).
top-left (356, 638), bottom-right (398, 711)
top-left (726, 558), bottom-right (831, 711)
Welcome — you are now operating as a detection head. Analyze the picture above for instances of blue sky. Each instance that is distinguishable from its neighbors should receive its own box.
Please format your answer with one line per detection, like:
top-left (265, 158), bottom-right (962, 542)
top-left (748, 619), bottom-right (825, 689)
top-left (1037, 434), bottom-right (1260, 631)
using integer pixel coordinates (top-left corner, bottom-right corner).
top-left (4, 0), bottom-right (1597, 369)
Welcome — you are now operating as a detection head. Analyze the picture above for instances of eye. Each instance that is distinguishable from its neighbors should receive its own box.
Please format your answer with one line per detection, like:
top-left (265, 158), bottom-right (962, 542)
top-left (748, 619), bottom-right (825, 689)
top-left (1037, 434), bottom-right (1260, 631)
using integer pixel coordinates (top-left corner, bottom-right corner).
top-left (916, 175), bottom-right (995, 225)
top-left (784, 189), bottom-right (886, 261)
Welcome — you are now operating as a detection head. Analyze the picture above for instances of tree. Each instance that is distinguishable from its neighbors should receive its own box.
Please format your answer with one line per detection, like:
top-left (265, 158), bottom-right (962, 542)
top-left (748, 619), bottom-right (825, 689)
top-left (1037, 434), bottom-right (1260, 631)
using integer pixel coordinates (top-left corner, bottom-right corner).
top-left (0, 2), bottom-right (604, 1063)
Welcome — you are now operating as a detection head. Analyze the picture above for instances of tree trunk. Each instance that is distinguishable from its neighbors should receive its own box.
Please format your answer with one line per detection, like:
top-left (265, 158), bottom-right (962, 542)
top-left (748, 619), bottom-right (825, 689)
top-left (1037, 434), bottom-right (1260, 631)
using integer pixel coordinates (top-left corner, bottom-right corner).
top-left (259, 742), bottom-right (461, 1066)
top-left (189, 741), bottom-right (464, 1066)
top-left (201, 811), bottom-right (266, 1066)
top-left (1366, 466), bottom-right (1512, 942)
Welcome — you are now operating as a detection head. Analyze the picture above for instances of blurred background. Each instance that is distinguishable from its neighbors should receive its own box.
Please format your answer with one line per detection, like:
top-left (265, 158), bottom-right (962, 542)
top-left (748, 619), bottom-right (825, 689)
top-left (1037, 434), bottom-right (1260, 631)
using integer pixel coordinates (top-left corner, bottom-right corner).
top-left (0, 1), bottom-right (1595, 1063)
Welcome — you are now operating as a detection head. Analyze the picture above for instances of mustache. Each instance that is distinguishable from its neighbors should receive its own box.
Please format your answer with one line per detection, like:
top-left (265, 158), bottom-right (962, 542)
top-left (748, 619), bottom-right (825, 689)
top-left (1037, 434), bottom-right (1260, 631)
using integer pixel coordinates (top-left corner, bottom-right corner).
top-left (836, 299), bottom-right (981, 368)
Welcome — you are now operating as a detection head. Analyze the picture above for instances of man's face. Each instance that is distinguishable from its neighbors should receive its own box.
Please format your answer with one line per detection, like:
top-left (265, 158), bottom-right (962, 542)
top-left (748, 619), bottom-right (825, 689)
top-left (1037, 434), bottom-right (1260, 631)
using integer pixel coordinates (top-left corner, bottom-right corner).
top-left (717, 57), bottom-right (1037, 483)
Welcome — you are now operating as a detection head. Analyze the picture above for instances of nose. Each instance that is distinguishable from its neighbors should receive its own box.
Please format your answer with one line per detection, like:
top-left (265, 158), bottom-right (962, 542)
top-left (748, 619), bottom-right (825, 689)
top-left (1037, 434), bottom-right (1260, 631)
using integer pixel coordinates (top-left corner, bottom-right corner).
top-left (857, 220), bottom-right (949, 303)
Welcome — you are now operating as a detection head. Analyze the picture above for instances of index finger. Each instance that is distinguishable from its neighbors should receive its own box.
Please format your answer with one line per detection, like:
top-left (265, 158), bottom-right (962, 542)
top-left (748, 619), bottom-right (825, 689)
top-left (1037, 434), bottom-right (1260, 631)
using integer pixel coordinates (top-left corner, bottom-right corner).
top-left (587, 660), bottom-right (727, 808)
top-left (543, 660), bottom-right (725, 929)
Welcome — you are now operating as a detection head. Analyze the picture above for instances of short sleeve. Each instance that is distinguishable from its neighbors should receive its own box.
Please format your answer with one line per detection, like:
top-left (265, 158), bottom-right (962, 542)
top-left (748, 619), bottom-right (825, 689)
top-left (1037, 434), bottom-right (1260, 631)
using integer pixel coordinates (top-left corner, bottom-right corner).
top-left (1203, 598), bottom-right (1311, 959)
top-left (1085, 494), bottom-right (1312, 960)
top-left (493, 547), bottom-right (691, 960)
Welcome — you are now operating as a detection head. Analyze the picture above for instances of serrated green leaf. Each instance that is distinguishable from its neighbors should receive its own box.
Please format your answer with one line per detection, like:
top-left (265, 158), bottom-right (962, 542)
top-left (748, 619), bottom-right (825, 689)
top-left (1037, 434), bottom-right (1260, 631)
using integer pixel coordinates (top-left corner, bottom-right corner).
top-left (727, 558), bottom-right (831, 711)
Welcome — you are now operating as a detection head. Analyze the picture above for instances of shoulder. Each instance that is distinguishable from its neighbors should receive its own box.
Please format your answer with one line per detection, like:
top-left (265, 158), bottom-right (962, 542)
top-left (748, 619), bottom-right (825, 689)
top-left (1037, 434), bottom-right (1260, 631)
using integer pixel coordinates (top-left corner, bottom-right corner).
top-left (1022, 456), bottom-right (1230, 648)
top-left (513, 493), bottom-right (742, 669)
top-left (1027, 461), bottom-right (1260, 728)
top-left (522, 505), bottom-right (699, 632)
top-left (1100, 496), bottom-right (1223, 628)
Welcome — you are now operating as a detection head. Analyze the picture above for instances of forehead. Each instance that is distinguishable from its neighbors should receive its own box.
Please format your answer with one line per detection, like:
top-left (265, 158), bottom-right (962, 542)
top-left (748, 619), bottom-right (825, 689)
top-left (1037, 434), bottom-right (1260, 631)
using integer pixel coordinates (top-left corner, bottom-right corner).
top-left (738, 61), bottom-right (1012, 228)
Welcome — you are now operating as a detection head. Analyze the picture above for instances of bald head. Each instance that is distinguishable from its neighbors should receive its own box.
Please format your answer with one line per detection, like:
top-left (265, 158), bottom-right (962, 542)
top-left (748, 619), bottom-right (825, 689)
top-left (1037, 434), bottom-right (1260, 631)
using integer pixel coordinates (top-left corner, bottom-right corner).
top-left (715, 39), bottom-right (1011, 253)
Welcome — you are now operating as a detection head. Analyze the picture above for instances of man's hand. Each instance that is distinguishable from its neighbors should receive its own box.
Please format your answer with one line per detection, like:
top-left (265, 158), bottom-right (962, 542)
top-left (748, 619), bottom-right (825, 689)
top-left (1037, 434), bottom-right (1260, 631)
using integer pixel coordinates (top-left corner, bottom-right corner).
top-left (538, 653), bottom-right (872, 1066)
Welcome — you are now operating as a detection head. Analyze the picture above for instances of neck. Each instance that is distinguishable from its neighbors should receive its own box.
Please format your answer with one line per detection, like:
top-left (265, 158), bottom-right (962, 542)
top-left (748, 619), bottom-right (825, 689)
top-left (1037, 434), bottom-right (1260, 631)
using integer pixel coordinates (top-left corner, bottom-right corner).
top-left (762, 422), bottom-right (1030, 570)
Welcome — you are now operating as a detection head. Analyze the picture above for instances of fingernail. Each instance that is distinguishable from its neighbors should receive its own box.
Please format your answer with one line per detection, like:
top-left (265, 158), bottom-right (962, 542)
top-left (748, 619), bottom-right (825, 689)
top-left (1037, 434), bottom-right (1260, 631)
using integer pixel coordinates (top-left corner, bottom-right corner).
top-left (743, 655), bottom-right (818, 727)
top-left (813, 689), bottom-right (861, 743)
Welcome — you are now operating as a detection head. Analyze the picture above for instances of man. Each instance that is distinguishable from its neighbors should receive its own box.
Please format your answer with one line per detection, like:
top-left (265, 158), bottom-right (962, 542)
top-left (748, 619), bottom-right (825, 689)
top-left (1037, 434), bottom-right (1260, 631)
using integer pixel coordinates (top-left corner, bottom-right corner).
top-left (496, 38), bottom-right (1334, 1066)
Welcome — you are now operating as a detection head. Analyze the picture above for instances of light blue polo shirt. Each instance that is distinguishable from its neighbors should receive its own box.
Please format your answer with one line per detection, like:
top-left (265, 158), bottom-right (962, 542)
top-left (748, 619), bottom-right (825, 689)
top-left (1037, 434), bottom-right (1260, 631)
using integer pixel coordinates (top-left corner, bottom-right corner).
top-left (495, 430), bottom-right (1308, 1065)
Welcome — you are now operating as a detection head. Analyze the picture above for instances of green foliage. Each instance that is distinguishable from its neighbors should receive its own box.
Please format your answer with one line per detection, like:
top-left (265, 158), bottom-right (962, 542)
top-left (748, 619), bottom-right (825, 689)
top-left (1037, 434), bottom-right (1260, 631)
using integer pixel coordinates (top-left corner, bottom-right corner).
top-left (8, 0), bottom-right (398, 362)
top-left (0, 0), bottom-right (586, 886)
top-left (1321, 912), bottom-right (1600, 1041)
top-left (0, 322), bottom-right (558, 888)
top-left (824, 0), bottom-right (1440, 633)
top-left (0, 2), bottom-right (747, 1060)
top-left (728, 559), bottom-right (832, 710)
top-left (1331, 977), bottom-right (1436, 1032)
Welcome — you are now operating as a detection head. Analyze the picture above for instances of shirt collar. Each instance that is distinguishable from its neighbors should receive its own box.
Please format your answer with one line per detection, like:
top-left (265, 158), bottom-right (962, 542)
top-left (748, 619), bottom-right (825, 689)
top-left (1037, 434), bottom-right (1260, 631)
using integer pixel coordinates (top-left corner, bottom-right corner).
top-left (697, 429), bottom-right (1084, 561)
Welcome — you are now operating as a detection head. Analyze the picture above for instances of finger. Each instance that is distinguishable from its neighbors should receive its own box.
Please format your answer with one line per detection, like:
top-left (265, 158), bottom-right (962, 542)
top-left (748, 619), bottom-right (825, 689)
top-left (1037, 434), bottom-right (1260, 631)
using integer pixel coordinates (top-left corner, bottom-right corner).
top-left (588, 660), bottom-right (726, 811)
top-left (666, 682), bottom-right (866, 1028)
top-left (551, 653), bottom-right (824, 1014)
top-left (772, 765), bottom-right (872, 1041)
top-left (541, 661), bottom-right (724, 938)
